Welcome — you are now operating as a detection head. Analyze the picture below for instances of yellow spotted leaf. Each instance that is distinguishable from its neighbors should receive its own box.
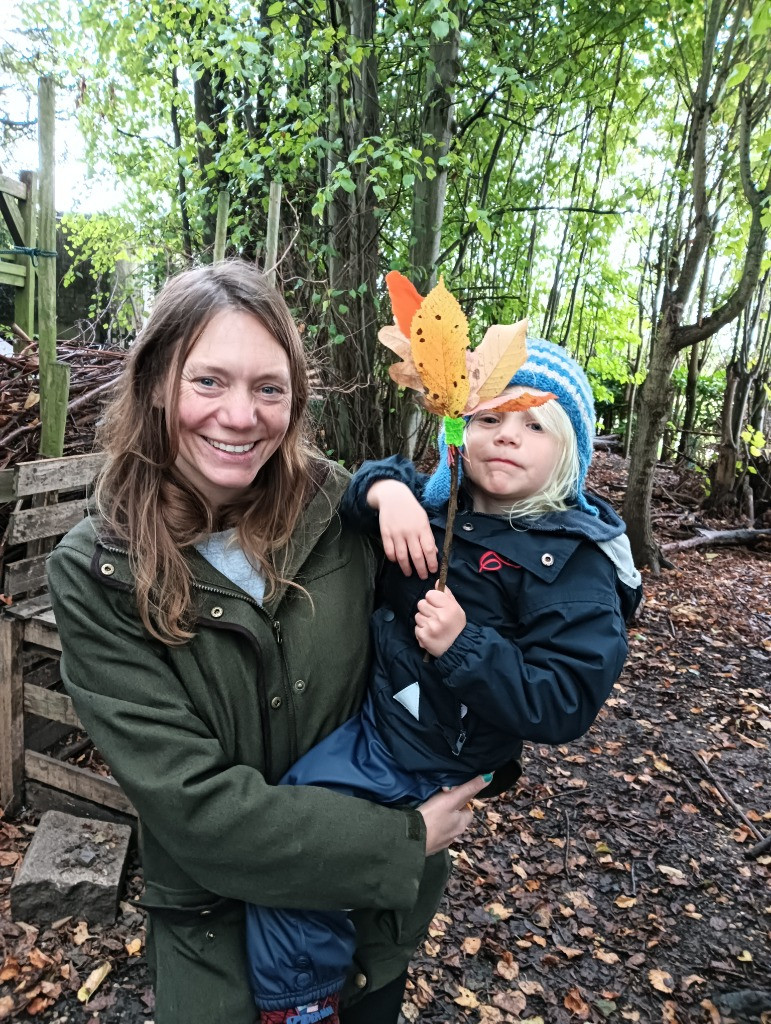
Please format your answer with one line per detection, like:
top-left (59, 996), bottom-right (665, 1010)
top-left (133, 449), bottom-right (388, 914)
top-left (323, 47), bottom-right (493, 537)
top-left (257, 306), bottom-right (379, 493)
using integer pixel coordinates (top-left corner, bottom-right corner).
top-left (467, 320), bottom-right (527, 406)
top-left (410, 278), bottom-right (470, 418)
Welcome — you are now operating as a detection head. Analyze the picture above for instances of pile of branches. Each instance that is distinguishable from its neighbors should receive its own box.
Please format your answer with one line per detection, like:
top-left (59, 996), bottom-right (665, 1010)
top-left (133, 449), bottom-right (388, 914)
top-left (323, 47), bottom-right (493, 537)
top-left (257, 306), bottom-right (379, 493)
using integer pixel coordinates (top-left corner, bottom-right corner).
top-left (0, 332), bottom-right (124, 470)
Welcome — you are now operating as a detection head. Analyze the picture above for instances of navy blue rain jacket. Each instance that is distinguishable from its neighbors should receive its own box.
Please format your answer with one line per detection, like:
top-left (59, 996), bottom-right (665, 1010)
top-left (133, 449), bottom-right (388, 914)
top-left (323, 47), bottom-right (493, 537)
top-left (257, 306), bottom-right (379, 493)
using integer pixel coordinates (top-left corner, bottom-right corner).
top-left (342, 455), bottom-right (642, 779)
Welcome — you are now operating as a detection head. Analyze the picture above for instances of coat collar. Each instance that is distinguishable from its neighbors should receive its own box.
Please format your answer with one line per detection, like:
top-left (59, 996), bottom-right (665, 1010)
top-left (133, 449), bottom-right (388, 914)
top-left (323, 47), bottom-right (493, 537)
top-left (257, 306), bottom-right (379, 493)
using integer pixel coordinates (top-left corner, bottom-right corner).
top-left (85, 458), bottom-right (351, 615)
top-left (427, 487), bottom-right (628, 582)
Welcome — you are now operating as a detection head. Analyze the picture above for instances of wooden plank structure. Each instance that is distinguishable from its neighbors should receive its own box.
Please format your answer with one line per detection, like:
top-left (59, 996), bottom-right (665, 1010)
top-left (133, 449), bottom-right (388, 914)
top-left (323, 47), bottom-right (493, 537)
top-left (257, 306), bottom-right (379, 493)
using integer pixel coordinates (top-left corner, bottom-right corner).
top-left (0, 453), bottom-right (135, 817)
top-left (0, 170), bottom-right (38, 343)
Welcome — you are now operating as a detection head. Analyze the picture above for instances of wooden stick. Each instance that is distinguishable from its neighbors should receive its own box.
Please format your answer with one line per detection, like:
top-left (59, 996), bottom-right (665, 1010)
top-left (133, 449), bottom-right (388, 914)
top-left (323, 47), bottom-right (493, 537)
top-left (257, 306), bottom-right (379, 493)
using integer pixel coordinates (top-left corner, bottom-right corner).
top-left (692, 752), bottom-right (764, 841)
top-left (437, 448), bottom-right (459, 591)
top-left (744, 833), bottom-right (771, 860)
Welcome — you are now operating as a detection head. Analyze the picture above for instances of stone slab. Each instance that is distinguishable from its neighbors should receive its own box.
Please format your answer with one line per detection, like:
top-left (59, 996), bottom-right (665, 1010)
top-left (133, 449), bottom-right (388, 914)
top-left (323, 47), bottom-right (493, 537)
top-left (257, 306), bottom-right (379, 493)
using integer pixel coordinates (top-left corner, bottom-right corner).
top-left (10, 809), bottom-right (132, 925)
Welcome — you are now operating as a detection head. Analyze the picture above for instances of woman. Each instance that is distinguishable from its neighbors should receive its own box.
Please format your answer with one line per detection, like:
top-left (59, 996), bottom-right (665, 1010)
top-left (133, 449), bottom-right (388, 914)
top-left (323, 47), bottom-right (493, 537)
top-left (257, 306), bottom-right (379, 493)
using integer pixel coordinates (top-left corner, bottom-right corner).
top-left (47, 261), bottom-right (485, 1024)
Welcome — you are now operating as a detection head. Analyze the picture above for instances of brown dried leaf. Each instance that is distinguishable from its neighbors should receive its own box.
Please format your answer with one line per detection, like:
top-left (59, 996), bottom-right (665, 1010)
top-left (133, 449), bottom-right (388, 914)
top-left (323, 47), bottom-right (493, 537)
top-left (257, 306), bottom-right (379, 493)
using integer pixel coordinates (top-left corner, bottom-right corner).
top-left (594, 949), bottom-right (620, 964)
top-left (649, 969), bottom-right (675, 993)
top-left (557, 945), bottom-right (585, 959)
top-left (492, 990), bottom-right (527, 1015)
top-left (454, 985), bottom-right (480, 1008)
top-left (495, 956), bottom-right (519, 981)
top-left (564, 987), bottom-right (590, 1018)
top-left (485, 902), bottom-right (514, 921)
top-left (466, 320), bottom-right (527, 405)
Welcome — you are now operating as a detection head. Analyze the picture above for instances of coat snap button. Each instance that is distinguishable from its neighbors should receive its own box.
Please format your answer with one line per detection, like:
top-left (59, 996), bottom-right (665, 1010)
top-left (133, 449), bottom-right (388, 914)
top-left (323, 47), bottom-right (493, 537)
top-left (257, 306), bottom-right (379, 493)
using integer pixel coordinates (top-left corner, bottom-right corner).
top-left (294, 679), bottom-right (305, 691)
top-left (541, 553), bottom-right (554, 566)
top-left (354, 972), bottom-right (367, 989)
top-left (205, 929), bottom-right (215, 940)
top-left (462, 523), bottom-right (474, 532)
top-left (100, 563), bottom-right (115, 576)
top-left (271, 696), bottom-right (282, 709)
top-left (210, 606), bottom-right (224, 618)
top-left (200, 909), bottom-right (212, 917)
top-left (382, 609), bottom-right (395, 622)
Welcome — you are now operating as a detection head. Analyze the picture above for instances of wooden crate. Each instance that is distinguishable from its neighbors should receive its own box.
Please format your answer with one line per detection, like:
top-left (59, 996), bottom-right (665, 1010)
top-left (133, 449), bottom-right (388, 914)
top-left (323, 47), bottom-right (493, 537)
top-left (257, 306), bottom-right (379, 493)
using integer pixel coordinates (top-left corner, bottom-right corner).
top-left (0, 453), bottom-right (135, 817)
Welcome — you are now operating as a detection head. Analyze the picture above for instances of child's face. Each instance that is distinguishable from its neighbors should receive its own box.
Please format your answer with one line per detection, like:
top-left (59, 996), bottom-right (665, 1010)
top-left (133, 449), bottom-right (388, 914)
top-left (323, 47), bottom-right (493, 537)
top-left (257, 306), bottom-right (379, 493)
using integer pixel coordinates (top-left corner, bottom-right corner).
top-left (463, 388), bottom-right (562, 514)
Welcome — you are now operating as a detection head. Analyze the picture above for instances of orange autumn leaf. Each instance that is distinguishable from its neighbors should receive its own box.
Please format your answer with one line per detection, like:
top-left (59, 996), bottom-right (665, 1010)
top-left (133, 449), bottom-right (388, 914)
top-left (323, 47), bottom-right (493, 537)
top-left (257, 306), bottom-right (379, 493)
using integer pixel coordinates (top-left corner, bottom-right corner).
top-left (385, 271), bottom-right (423, 338)
top-left (410, 278), bottom-right (470, 417)
top-left (472, 391), bottom-right (556, 416)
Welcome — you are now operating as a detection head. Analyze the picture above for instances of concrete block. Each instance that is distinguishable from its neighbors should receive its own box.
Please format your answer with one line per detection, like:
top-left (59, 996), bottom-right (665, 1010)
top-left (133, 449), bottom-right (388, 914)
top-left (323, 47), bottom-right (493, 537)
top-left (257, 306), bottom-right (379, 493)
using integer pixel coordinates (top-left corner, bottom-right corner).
top-left (10, 810), bottom-right (132, 925)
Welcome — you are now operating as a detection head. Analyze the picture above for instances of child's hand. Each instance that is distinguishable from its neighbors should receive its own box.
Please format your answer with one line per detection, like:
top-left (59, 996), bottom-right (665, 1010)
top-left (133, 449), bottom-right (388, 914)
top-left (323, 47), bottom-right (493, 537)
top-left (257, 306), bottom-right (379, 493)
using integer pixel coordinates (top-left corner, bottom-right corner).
top-left (414, 584), bottom-right (466, 657)
top-left (367, 480), bottom-right (439, 579)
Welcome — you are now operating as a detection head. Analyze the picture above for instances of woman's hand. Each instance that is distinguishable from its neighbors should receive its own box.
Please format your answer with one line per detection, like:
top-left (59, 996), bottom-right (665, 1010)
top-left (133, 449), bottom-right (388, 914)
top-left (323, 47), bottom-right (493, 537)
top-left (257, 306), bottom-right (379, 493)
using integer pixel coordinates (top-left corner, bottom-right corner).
top-left (414, 584), bottom-right (466, 657)
top-left (366, 480), bottom-right (438, 579)
top-left (418, 775), bottom-right (488, 856)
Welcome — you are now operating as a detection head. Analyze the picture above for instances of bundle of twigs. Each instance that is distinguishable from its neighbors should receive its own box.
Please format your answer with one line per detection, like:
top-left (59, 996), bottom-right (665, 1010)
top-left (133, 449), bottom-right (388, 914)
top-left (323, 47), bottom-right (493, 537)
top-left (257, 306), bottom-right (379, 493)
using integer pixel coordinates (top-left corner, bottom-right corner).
top-left (0, 327), bottom-right (124, 469)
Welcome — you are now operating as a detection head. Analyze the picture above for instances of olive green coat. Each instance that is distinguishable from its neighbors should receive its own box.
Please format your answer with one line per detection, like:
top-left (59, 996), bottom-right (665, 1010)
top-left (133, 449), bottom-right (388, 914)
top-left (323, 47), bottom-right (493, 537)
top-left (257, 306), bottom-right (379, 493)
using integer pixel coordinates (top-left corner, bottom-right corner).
top-left (47, 461), bottom-right (449, 1023)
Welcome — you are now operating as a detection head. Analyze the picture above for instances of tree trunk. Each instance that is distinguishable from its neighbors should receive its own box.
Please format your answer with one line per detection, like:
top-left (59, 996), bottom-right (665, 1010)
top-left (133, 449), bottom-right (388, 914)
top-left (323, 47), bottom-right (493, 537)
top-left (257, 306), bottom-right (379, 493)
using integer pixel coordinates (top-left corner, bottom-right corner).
top-left (409, 9), bottom-right (461, 290)
top-left (624, 0), bottom-right (771, 569)
top-left (624, 329), bottom-right (677, 571)
top-left (676, 339), bottom-right (701, 463)
top-left (322, 0), bottom-right (382, 465)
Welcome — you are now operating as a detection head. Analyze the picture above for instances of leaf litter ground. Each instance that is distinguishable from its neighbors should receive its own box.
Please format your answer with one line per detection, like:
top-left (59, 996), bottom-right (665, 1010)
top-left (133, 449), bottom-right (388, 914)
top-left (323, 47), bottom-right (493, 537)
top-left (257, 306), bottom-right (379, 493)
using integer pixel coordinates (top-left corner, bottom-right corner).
top-left (1, 453), bottom-right (770, 1024)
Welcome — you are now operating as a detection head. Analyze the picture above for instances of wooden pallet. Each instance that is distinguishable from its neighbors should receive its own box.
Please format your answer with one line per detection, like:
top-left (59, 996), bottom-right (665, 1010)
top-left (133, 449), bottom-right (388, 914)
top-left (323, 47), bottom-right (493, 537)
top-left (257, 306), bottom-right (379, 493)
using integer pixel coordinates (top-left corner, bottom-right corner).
top-left (0, 453), bottom-right (135, 817)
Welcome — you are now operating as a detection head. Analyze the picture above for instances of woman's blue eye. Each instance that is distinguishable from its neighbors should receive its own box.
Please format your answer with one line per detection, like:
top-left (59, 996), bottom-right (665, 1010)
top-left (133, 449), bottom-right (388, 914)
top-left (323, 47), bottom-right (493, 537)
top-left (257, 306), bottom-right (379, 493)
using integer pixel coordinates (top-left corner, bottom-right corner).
top-left (198, 377), bottom-right (217, 388)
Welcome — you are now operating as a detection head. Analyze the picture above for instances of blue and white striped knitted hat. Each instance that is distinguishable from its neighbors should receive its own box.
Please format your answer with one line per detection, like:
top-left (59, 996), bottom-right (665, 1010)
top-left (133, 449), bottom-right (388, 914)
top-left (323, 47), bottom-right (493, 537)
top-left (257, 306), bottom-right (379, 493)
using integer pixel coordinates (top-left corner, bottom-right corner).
top-left (423, 337), bottom-right (597, 513)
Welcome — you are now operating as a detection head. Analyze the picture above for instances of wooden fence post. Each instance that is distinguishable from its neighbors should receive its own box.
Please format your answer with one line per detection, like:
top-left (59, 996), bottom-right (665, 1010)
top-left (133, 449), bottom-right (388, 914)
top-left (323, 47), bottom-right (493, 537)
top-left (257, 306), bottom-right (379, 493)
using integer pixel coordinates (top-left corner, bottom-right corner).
top-left (37, 75), bottom-right (69, 458)
top-left (0, 618), bottom-right (25, 814)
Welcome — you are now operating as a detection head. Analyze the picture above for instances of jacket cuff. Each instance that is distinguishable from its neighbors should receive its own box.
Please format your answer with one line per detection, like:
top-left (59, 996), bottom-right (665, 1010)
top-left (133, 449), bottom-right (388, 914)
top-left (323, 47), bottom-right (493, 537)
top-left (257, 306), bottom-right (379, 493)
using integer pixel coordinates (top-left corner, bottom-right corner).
top-left (435, 621), bottom-right (486, 677)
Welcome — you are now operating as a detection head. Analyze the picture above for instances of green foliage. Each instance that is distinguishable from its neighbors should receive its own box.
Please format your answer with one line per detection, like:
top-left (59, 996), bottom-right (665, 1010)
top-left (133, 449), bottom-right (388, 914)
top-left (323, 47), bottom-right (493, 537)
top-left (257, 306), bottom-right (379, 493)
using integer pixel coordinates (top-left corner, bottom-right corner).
top-left (7, 0), bottom-right (769, 468)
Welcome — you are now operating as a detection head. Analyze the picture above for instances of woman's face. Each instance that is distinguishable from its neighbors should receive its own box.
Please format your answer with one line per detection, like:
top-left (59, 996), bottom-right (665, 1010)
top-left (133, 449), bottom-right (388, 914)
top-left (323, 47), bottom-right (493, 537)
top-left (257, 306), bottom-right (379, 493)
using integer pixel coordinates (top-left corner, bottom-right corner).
top-left (173, 309), bottom-right (292, 510)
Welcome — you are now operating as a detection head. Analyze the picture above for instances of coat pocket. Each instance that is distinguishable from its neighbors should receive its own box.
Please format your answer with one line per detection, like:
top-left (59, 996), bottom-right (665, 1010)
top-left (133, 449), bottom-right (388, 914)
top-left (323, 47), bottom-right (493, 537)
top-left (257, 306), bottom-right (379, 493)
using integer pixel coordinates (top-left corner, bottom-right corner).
top-left (142, 884), bottom-right (254, 1024)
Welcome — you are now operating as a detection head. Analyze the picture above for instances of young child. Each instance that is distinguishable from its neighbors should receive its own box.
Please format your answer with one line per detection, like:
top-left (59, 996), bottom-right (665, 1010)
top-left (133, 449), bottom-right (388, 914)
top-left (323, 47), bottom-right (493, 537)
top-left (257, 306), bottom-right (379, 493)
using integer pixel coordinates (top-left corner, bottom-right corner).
top-left (247, 338), bottom-right (642, 1024)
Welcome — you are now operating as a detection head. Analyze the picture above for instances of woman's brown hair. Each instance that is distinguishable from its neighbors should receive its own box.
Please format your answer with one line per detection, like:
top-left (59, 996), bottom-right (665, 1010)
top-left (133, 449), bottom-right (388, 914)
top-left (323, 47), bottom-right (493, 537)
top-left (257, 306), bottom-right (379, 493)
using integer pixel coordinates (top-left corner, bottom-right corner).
top-left (95, 260), bottom-right (318, 643)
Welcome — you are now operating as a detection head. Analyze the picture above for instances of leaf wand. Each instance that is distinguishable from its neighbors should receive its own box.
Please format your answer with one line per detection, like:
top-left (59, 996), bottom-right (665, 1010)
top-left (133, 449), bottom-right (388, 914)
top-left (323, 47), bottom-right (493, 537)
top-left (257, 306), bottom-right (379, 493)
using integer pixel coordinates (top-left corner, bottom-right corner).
top-left (380, 271), bottom-right (554, 589)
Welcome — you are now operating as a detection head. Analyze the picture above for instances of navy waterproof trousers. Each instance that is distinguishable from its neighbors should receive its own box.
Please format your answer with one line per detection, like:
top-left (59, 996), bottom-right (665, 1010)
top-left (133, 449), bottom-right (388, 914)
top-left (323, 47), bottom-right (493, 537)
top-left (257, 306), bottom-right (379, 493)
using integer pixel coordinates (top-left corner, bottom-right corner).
top-left (244, 696), bottom-right (456, 1011)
